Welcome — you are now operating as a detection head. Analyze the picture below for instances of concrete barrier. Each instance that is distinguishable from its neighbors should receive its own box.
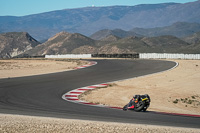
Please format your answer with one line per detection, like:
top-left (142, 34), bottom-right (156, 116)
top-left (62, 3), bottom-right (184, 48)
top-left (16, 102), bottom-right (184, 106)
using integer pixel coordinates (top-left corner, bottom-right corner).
top-left (45, 53), bottom-right (200, 60)
top-left (45, 54), bottom-right (92, 58)
top-left (139, 53), bottom-right (200, 60)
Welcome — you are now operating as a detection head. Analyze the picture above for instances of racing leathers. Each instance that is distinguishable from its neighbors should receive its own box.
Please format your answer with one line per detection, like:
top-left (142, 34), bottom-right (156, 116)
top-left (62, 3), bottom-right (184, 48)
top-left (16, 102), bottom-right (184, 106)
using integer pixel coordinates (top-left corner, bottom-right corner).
top-left (127, 95), bottom-right (140, 109)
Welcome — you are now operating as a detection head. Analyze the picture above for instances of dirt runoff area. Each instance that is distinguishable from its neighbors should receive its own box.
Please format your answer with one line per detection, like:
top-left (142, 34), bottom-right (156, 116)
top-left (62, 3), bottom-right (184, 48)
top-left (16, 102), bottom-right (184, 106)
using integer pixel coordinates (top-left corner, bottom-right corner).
top-left (0, 58), bottom-right (88, 79)
top-left (0, 114), bottom-right (199, 133)
top-left (81, 60), bottom-right (200, 115)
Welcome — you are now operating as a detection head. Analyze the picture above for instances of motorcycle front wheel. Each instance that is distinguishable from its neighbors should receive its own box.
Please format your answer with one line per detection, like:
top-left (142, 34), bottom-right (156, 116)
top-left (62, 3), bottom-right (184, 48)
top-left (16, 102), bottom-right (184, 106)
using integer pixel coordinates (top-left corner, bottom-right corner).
top-left (134, 101), bottom-right (145, 112)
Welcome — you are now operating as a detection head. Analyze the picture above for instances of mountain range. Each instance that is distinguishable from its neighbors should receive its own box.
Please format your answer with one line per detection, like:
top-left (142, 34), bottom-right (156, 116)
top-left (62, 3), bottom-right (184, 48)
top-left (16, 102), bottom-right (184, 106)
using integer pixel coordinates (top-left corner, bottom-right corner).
top-left (0, 0), bottom-right (200, 41)
top-left (90, 22), bottom-right (200, 40)
top-left (1, 30), bottom-right (200, 58)
top-left (23, 31), bottom-right (200, 56)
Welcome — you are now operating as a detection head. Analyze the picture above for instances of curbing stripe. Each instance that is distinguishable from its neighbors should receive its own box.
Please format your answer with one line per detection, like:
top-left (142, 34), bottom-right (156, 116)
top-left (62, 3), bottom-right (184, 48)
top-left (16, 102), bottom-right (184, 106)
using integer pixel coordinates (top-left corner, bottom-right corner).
top-left (65, 95), bottom-right (78, 97)
top-left (63, 84), bottom-right (129, 110)
top-left (74, 61), bottom-right (97, 70)
top-left (77, 89), bottom-right (90, 91)
top-left (69, 92), bottom-right (83, 94)
top-left (80, 102), bottom-right (98, 105)
top-left (66, 98), bottom-right (79, 100)
top-left (87, 86), bottom-right (98, 88)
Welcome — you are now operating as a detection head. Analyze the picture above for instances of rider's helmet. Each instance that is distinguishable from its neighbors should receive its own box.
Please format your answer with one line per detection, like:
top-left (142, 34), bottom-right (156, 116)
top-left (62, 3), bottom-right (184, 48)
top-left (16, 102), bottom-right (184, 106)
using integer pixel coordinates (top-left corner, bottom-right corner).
top-left (133, 95), bottom-right (140, 103)
top-left (133, 95), bottom-right (139, 98)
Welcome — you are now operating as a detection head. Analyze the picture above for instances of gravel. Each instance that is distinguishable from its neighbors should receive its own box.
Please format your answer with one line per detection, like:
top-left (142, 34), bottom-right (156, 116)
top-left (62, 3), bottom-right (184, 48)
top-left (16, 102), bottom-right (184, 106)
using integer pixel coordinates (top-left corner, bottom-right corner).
top-left (0, 114), bottom-right (199, 133)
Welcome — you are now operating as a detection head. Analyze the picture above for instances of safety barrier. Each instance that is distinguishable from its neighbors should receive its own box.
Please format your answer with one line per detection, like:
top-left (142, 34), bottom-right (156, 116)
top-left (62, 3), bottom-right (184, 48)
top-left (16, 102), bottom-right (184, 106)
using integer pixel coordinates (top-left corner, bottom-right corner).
top-left (139, 53), bottom-right (200, 60)
top-left (45, 54), bottom-right (92, 58)
top-left (45, 54), bottom-right (139, 59)
top-left (45, 53), bottom-right (200, 60)
top-left (92, 54), bottom-right (139, 58)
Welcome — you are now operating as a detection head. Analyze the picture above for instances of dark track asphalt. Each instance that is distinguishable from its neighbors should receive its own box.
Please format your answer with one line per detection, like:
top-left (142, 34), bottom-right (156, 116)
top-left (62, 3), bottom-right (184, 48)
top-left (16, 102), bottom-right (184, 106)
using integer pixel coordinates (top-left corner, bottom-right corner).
top-left (0, 59), bottom-right (199, 128)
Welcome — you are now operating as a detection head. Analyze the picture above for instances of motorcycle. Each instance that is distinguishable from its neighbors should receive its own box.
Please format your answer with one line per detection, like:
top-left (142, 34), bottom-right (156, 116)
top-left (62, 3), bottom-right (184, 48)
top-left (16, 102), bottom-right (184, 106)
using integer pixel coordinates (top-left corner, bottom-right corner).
top-left (123, 94), bottom-right (150, 112)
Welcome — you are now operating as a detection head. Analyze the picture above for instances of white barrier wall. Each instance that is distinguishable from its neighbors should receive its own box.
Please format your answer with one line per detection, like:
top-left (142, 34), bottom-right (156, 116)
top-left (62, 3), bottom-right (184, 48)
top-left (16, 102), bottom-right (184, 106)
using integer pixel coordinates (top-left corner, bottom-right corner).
top-left (45, 54), bottom-right (92, 58)
top-left (45, 53), bottom-right (200, 59)
top-left (139, 53), bottom-right (200, 60)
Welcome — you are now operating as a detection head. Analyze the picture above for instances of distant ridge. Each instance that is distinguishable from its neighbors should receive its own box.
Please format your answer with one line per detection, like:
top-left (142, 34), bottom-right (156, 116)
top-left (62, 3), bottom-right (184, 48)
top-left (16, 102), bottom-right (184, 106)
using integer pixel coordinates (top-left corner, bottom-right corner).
top-left (132, 22), bottom-right (200, 37)
top-left (0, 1), bottom-right (200, 41)
top-left (90, 22), bottom-right (200, 40)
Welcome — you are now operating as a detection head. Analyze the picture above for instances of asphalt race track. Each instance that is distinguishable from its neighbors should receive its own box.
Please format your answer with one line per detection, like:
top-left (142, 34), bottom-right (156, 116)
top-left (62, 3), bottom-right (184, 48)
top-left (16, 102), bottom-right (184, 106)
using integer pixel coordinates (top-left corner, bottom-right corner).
top-left (0, 59), bottom-right (199, 128)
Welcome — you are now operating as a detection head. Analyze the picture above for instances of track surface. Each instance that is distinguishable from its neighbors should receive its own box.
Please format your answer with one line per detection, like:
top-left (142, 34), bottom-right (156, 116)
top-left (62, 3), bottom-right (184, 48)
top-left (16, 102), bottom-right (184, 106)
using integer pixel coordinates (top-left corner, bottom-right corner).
top-left (0, 59), bottom-right (199, 128)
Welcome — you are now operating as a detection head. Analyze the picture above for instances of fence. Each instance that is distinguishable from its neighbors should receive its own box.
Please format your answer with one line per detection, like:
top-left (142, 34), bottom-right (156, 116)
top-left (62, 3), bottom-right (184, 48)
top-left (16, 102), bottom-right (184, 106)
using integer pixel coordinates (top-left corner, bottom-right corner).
top-left (14, 54), bottom-right (45, 58)
top-left (45, 54), bottom-right (92, 58)
top-left (139, 53), bottom-right (200, 60)
top-left (92, 54), bottom-right (139, 58)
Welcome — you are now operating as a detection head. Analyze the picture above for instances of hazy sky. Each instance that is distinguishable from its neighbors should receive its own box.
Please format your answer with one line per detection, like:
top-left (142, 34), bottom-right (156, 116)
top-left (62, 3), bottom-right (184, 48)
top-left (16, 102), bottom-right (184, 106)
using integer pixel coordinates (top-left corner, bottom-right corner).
top-left (0, 0), bottom-right (197, 16)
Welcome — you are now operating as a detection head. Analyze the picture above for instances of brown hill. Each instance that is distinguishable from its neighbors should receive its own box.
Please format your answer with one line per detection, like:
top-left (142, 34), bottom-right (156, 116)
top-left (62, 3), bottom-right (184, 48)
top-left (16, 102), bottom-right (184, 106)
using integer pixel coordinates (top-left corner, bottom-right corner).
top-left (24, 31), bottom-right (200, 56)
top-left (90, 29), bottom-right (142, 40)
top-left (0, 32), bottom-right (40, 58)
top-left (25, 32), bottom-right (95, 56)
top-left (100, 35), bottom-right (121, 42)
top-left (96, 36), bottom-right (191, 54)
top-left (180, 32), bottom-right (200, 53)
top-left (142, 35), bottom-right (191, 53)
top-left (182, 32), bottom-right (200, 44)
top-left (94, 35), bottom-right (121, 47)
top-left (101, 36), bottom-right (150, 53)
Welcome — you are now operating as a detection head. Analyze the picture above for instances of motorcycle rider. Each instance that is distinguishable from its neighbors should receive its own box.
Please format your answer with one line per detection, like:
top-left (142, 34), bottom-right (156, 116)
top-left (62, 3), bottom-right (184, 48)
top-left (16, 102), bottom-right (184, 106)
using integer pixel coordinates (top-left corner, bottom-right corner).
top-left (123, 94), bottom-right (150, 111)
top-left (126, 95), bottom-right (140, 110)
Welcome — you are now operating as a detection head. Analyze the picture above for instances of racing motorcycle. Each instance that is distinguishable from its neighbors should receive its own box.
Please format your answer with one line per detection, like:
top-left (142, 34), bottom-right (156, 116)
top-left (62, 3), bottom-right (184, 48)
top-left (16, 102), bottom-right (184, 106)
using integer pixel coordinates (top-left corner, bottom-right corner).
top-left (123, 94), bottom-right (150, 112)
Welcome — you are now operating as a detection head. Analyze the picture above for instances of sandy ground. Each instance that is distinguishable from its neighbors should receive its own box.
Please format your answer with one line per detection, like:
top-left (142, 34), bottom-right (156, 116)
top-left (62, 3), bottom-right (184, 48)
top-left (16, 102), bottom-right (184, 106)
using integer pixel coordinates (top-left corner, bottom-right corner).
top-left (81, 60), bottom-right (200, 115)
top-left (0, 114), bottom-right (199, 133)
top-left (0, 58), bottom-right (87, 79)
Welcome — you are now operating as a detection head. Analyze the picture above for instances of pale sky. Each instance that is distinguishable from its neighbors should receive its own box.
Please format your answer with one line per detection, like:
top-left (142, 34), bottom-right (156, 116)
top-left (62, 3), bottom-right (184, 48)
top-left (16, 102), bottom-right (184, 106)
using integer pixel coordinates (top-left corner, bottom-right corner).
top-left (0, 0), bottom-right (198, 16)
